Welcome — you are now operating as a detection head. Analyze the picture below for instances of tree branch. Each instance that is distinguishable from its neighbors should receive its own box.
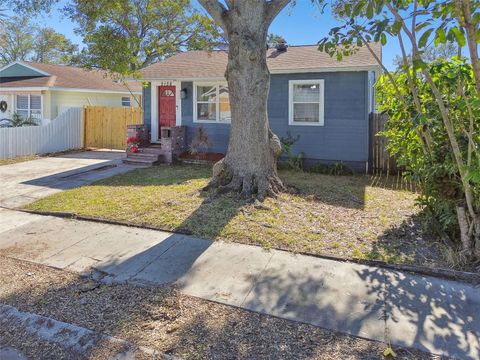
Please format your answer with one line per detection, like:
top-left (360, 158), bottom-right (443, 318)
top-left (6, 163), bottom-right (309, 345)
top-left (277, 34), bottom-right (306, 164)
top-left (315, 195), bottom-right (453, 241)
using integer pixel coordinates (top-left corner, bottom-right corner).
top-left (265, 0), bottom-right (291, 25)
top-left (197, 0), bottom-right (229, 32)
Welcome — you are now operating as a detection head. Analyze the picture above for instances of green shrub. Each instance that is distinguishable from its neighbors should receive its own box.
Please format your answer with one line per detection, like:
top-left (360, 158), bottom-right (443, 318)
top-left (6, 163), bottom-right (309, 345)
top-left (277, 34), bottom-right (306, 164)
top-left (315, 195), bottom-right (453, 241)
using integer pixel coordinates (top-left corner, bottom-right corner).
top-left (307, 162), bottom-right (353, 176)
top-left (279, 132), bottom-right (304, 170)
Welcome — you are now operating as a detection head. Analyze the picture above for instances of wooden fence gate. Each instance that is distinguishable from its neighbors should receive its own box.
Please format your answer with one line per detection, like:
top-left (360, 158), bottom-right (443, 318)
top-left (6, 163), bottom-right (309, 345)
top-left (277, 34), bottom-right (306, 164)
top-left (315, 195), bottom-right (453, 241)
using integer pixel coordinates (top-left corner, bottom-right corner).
top-left (368, 113), bottom-right (399, 175)
top-left (84, 106), bottom-right (142, 150)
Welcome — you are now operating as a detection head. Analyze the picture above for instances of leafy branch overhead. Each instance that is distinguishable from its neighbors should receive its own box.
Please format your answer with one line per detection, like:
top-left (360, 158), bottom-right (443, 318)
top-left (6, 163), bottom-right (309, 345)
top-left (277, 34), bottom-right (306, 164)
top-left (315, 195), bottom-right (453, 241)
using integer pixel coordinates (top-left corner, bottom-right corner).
top-left (66, 0), bottom-right (223, 77)
top-left (0, 16), bottom-right (78, 65)
top-left (321, 0), bottom-right (480, 263)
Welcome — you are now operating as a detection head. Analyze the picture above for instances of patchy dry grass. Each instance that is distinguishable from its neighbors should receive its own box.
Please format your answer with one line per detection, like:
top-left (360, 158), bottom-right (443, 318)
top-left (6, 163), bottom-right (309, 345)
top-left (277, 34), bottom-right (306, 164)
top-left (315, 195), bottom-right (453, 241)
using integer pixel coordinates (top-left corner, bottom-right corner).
top-left (0, 256), bottom-right (437, 359)
top-left (25, 164), bottom-right (446, 268)
top-left (0, 155), bottom-right (40, 166)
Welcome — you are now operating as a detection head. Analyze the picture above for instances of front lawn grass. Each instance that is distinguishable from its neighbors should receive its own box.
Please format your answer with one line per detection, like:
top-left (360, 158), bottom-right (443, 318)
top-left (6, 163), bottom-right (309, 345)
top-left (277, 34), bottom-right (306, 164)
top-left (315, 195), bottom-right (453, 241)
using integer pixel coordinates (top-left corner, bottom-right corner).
top-left (24, 164), bottom-right (447, 268)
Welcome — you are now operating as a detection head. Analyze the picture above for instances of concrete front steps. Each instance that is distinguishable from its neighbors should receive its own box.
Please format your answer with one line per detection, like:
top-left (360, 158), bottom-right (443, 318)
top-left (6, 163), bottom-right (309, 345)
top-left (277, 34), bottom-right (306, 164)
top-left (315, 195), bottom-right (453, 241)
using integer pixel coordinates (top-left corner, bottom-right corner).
top-left (123, 145), bottom-right (165, 166)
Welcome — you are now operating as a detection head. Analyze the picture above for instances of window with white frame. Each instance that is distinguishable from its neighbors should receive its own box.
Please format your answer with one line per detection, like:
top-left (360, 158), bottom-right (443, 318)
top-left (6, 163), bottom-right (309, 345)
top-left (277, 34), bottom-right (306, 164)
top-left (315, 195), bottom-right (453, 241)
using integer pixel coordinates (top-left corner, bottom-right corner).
top-left (16, 94), bottom-right (42, 119)
top-left (121, 96), bottom-right (131, 107)
top-left (194, 83), bottom-right (231, 123)
top-left (289, 80), bottom-right (324, 126)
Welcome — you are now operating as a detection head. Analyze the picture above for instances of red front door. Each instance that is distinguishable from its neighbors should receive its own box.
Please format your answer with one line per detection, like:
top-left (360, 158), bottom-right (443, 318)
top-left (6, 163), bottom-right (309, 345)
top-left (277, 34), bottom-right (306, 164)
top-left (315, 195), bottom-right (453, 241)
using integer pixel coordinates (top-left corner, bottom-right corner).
top-left (158, 85), bottom-right (176, 138)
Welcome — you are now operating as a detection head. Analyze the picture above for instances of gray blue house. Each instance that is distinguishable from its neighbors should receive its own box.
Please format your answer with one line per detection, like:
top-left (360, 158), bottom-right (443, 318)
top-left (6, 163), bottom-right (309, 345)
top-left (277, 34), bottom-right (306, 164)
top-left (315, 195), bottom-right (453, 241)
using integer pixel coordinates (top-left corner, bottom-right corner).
top-left (139, 44), bottom-right (381, 172)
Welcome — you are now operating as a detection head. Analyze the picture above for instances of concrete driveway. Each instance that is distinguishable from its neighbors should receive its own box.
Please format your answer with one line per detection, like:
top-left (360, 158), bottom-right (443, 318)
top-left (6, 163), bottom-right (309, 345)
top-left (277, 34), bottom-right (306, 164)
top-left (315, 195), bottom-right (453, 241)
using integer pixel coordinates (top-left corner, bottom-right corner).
top-left (0, 151), bottom-right (137, 208)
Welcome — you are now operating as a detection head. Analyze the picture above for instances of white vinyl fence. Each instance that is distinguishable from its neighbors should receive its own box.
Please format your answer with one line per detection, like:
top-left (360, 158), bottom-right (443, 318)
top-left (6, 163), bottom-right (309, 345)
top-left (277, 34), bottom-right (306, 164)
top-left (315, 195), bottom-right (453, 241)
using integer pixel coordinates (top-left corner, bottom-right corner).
top-left (0, 108), bottom-right (83, 160)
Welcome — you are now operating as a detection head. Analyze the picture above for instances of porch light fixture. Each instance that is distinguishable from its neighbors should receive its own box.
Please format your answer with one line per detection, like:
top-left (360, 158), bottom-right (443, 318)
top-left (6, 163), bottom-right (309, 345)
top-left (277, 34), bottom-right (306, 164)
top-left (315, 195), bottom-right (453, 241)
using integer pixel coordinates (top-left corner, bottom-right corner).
top-left (180, 88), bottom-right (188, 99)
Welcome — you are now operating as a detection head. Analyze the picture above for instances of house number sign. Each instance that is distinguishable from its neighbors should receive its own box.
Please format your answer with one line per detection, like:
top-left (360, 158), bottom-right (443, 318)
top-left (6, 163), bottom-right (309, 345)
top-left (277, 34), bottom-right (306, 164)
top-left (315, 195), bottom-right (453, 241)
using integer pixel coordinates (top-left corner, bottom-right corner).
top-left (159, 81), bottom-right (173, 86)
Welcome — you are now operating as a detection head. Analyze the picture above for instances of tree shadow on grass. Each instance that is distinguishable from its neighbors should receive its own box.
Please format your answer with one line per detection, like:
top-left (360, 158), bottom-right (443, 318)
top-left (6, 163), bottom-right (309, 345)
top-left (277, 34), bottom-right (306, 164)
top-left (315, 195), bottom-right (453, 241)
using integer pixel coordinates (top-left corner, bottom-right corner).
top-left (279, 171), bottom-right (415, 211)
top-left (366, 211), bottom-right (450, 269)
top-left (279, 170), bottom-right (367, 209)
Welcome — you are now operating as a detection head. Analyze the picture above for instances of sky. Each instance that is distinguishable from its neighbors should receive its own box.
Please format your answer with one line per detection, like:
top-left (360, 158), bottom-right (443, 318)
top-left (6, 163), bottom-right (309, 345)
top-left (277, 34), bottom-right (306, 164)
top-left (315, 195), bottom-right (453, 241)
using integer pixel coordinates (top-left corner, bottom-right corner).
top-left (22, 0), bottom-right (400, 70)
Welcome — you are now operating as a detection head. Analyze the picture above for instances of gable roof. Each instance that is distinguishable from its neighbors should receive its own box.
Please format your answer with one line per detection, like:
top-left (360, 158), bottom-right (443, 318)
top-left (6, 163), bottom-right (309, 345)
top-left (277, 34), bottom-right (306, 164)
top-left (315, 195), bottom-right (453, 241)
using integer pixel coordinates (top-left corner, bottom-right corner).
top-left (0, 61), bottom-right (142, 94)
top-left (141, 43), bottom-right (382, 80)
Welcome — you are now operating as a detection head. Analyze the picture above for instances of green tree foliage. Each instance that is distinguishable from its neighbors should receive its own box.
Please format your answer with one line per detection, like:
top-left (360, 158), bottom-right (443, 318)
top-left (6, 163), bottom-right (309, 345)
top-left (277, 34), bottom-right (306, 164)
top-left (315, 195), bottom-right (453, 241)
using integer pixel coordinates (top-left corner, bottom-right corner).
top-left (319, 0), bottom-right (480, 263)
top-left (33, 28), bottom-right (78, 63)
top-left (0, 17), bottom-right (77, 65)
top-left (0, 17), bottom-right (33, 64)
top-left (393, 42), bottom-right (459, 69)
top-left (67, 0), bottom-right (221, 77)
top-left (378, 60), bottom-right (480, 240)
top-left (1, 0), bottom-right (56, 13)
top-left (267, 33), bottom-right (286, 48)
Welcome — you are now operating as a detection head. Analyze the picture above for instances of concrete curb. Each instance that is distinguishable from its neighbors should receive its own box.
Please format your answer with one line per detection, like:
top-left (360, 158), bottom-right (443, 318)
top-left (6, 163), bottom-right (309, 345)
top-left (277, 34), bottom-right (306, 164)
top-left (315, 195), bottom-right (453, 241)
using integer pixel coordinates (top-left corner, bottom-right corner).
top-left (14, 208), bottom-right (480, 285)
top-left (0, 304), bottom-right (178, 359)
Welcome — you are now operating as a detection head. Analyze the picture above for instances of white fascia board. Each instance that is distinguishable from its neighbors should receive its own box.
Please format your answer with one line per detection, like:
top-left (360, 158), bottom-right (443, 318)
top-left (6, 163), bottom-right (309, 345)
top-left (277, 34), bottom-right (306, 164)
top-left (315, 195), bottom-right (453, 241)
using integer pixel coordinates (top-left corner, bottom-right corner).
top-left (0, 87), bottom-right (49, 92)
top-left (50, 87), bottom-right (142, 95)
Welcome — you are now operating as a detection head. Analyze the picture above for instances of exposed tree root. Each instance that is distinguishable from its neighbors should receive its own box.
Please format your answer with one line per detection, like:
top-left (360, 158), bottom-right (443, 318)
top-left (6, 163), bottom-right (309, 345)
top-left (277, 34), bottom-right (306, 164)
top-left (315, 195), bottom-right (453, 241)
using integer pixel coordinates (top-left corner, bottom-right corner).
top-left (205, 159), bottom-right (285, 201)
top-left (204, 131), bottom-right (285, 201)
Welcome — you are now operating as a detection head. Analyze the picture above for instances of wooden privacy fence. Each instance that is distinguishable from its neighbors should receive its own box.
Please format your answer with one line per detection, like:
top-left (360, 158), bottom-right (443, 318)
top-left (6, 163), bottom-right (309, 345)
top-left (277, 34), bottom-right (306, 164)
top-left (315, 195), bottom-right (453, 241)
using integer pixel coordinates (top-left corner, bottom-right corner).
top-left (84, 106), bottom-right (142, 150)
top-left (0, 108), bottom-right (82, 160)
top-left (368, 112), bottom-right (399, 175)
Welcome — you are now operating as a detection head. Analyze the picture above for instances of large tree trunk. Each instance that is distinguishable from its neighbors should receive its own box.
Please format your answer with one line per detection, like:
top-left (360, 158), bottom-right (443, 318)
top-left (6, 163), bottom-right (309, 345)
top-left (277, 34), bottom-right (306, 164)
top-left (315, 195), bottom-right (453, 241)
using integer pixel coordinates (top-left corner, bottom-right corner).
top-left (199, 0), bottom-right (289, 200)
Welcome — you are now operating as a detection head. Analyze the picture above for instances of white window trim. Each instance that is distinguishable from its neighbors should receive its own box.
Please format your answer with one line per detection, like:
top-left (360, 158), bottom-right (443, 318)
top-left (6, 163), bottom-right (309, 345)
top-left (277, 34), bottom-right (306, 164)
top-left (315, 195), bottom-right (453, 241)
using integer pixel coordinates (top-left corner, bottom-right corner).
top-left (288, 79), bottom-right (324, 126)
top-left (15, 94), bottom-right (43, 119)
top-left (121, 96), bottom-right (131, 107)
top-left (193, 81), bottom-right (231, 124)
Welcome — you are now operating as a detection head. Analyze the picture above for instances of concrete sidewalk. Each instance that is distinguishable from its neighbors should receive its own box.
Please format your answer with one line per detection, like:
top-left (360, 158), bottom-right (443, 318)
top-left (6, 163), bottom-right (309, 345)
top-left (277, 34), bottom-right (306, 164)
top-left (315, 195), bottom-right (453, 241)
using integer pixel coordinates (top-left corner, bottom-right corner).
top-left (0, 208), bottom-right (478, 359)
top-left (0, 150), bottom-right (137, 208)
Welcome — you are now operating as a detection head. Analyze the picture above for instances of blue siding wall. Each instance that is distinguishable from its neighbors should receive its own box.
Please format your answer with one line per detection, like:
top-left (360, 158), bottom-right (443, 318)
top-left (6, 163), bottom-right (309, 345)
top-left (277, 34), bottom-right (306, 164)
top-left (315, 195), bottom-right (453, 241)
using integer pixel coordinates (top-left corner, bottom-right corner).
top-left (269, 72), bottom-right (369, 169)
top-left (147, 71), bottom-right (369, 170)
top-left (142, 82), bottom-right (151, 130)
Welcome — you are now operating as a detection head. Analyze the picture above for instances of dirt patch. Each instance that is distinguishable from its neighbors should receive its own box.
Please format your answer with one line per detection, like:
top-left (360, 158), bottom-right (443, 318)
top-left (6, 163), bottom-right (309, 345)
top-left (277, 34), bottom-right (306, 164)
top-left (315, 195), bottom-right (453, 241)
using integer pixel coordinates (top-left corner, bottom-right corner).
top-left (0, 256), bottom-right (438, 359)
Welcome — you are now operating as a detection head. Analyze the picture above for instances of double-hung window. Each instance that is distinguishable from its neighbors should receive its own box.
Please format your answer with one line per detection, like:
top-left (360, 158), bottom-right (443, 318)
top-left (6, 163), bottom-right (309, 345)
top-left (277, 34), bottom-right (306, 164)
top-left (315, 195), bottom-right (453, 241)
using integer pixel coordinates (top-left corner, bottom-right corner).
top-left (288, 80), bottom-right (324, 126)
top-left (16, 94), bottom-right (42, 120)
top-left (121, 96), bottom-right (131, 107)
top-left (194, 83), bottom-right (231, 123)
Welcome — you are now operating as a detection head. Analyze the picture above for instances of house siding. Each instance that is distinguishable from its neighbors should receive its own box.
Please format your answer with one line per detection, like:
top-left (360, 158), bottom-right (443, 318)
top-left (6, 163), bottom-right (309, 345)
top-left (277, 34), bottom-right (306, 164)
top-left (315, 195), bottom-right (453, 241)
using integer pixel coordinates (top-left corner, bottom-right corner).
top-left (49, 90), bottom-right (140, 119)
top-left (269, 72), bottom-right (369, 170)
top-left (176, 71), bottom-right (369, 171)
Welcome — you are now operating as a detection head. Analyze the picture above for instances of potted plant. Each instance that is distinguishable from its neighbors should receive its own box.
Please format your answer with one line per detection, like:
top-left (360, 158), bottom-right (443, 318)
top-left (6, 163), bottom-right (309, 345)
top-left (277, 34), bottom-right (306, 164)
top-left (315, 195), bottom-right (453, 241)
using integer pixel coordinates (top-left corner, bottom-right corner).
top-left (127, 136), bottom-right (141, 153)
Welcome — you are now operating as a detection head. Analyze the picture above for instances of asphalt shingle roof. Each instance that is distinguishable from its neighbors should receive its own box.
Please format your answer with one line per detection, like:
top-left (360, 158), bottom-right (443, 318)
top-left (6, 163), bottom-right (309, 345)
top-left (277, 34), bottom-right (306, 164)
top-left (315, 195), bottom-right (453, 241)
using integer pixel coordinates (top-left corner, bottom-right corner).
top-left (0, 62), bottom-right (142, 93)
top-left (141, 44), bottom-right (382, 79)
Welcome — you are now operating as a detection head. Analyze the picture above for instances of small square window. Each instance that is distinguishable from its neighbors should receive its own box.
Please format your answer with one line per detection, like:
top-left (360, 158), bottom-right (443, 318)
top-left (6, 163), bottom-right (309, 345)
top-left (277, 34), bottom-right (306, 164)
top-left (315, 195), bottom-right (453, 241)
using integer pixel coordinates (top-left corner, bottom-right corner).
top-left (122, 97), bottom-right (131, 107)
top-left (16, 94), bottom-right (42, 120)
top-left (289, 80), bottom-right (324, 126)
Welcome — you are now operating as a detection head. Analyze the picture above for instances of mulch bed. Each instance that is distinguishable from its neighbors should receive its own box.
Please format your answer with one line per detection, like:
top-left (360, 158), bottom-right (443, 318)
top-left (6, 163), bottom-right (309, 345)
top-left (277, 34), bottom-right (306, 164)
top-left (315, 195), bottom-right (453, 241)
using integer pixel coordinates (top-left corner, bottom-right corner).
top-left (0, 256), bottom-right (438, 360)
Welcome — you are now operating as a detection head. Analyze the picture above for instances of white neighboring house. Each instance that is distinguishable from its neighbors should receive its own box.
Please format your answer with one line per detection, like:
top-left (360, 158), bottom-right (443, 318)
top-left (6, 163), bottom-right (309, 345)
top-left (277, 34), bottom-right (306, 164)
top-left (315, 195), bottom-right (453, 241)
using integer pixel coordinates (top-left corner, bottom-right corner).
top-left (0, 61), bottom-right (142, 125)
